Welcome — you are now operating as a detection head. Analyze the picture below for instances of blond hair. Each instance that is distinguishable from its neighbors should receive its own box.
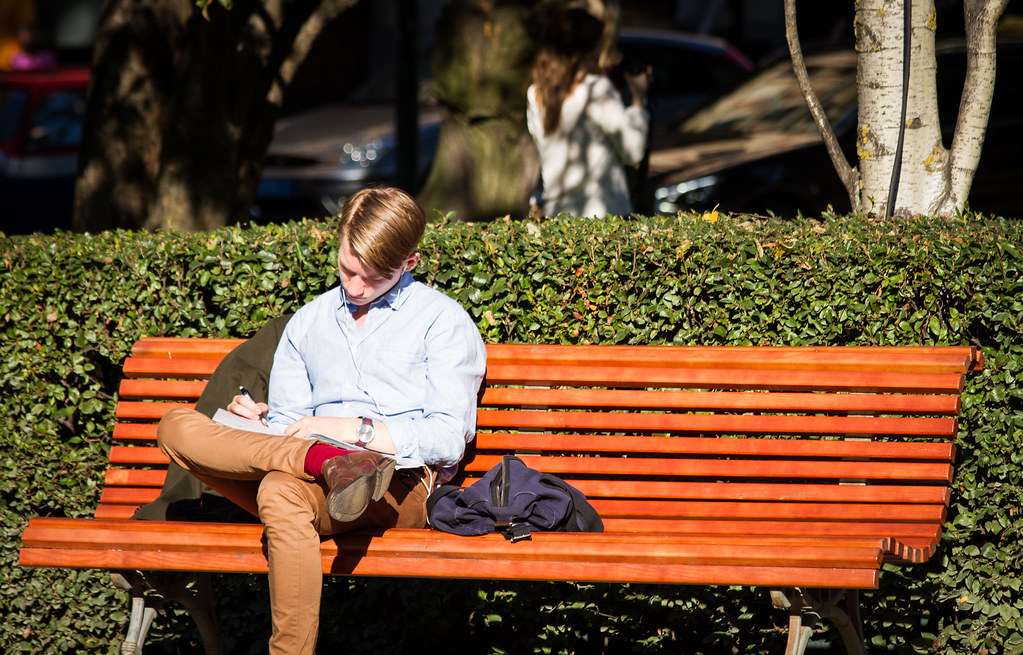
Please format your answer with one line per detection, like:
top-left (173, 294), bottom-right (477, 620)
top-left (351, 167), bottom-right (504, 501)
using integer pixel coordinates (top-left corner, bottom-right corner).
top-left (337, 187), bottom-right (426, 275)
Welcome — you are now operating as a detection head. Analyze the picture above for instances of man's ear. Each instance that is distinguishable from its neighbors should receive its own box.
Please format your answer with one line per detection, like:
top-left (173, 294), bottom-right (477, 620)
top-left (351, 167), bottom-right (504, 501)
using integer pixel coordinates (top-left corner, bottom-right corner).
top-left (404, 252), bottom-right (421, 272)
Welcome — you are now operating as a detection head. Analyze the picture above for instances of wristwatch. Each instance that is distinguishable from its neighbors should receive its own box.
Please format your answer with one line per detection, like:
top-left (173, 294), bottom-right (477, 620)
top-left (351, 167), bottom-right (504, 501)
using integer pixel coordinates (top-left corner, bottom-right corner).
top-left (355, 417), bottom-right (375, 448)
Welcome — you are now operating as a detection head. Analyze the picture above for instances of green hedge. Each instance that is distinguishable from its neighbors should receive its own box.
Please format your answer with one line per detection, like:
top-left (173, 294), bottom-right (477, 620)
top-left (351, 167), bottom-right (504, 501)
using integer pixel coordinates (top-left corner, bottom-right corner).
top-left (2, 212), bottom-right (1021, 654)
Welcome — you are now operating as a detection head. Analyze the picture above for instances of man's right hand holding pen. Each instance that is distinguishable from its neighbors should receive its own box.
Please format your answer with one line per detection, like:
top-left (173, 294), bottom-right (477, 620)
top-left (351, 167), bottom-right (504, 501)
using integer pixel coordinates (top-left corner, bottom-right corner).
top-left (231, 386), bottom-right (270, 426)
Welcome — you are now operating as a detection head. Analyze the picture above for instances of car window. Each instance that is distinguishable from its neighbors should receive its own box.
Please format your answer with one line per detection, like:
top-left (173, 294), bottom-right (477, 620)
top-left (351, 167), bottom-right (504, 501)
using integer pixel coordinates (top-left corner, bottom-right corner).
top-left (0, 87), bottom-right (29, 143)
top-left (679, 51), bottom-right (857, 135)
top-left (619, 42), bottom-right (747, 97)
top-left (27, 89), bottom-right (87, 153)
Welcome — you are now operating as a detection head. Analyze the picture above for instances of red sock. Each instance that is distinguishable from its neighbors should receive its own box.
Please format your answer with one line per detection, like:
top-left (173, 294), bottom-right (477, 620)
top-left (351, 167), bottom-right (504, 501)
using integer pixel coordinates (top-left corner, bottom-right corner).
top-left (304, 443), bottom-right (357, 478)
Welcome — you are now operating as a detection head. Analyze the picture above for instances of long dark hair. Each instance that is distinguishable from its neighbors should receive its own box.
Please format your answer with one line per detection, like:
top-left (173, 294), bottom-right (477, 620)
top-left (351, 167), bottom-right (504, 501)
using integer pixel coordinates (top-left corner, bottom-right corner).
top-left (531, 8), bottom-right (605, 135)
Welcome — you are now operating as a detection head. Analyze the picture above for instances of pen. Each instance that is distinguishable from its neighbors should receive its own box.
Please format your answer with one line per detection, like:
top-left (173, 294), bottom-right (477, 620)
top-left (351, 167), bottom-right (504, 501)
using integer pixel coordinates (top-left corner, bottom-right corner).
top-left (238, 386), bottom-right (269, 426)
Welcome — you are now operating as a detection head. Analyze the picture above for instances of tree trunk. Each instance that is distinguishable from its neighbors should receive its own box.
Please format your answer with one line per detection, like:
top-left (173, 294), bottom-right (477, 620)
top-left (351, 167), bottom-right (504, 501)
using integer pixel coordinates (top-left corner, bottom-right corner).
top-left (74, 0), bottom-right (356, 233)
top-left (855, 0), bottom-right (942, 218)
top-left (937, 0), bottom-right (1009, 216)
top-left (417, 0), bottom-right (546, 222)
top-left (787, 0), bottom-right (1007, 219)
top-left (72, 0), bottom-right (190, 232)
top-left (854, 0), bottom-right (1006, 218)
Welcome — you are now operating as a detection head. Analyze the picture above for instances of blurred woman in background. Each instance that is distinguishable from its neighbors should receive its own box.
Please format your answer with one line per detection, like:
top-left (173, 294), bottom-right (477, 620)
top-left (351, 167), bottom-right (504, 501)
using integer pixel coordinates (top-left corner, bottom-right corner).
top-left (527, 7), bottom-right (649, 218)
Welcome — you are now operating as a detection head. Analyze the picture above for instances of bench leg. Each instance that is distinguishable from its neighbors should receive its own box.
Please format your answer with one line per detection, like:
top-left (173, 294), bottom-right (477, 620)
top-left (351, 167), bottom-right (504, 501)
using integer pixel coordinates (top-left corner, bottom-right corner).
top-left (168, 573), bottom-right (225, 655)
top-left (113, 571), bottom-right (226, 655)
top-left (771, 588), bottom-right (866, 655)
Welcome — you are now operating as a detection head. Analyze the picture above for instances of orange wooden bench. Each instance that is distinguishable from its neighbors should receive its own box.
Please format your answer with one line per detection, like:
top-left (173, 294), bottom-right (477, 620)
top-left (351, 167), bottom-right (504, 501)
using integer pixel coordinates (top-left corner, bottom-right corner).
top-left (19, 337), bottom-right (983, 655)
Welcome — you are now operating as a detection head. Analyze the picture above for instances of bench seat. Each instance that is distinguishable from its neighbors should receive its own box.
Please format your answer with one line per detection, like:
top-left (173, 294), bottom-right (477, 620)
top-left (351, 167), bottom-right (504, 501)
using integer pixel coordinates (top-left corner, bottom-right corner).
top-left (19, 338), bottom-right (983, 655)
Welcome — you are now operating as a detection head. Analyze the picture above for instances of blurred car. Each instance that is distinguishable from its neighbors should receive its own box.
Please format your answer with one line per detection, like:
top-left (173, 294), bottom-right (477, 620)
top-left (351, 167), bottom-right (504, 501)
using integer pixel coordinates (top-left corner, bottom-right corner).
top-left (0, 66), bottom-right (88, 234)
top-left (615, 28), bottom-right (752, 128)
top-left (643, 38), bottom-right (1023, 218)
top-left (253, 29), bottom-right (753, 221)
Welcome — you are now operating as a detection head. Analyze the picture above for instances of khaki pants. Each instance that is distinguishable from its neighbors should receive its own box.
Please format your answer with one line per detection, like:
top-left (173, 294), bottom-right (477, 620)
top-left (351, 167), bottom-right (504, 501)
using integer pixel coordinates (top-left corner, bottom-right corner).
top-left (157, 408), bottom-right (429, 655)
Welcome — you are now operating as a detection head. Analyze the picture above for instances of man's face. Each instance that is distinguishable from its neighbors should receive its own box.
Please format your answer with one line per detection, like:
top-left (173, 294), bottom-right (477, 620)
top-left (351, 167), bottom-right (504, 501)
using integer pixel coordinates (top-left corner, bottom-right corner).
top-left (337, 236), bottom-right (419, 307)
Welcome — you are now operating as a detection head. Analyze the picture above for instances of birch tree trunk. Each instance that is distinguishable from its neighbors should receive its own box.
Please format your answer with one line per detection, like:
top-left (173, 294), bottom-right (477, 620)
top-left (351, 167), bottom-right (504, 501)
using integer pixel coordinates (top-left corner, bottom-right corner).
top-left (789, 0), bottom-right (1007, 219)
top-left (856, 0), bottom-right (1008, 217)
top-left (939, 0), bottom-right (1009, 215)
top-left (855, 0), bottom-right (942, 217)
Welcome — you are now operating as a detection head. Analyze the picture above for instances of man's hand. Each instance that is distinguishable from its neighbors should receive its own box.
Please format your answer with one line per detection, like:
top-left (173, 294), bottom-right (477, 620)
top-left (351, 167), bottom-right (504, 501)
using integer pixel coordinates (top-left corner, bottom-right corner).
top-left (227, 393), bottom-right (269, 424)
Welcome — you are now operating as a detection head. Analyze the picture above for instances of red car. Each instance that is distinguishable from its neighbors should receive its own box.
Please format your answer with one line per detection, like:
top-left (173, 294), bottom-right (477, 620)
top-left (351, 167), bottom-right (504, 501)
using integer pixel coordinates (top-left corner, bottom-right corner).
top-left (0, 66), bottom-right (89, 234)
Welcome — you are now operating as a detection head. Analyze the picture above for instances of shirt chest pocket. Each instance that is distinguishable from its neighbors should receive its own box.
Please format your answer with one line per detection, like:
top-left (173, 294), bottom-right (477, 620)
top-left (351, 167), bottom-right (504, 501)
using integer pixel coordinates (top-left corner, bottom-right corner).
top-left (360, 348), bottom-right (428, 413)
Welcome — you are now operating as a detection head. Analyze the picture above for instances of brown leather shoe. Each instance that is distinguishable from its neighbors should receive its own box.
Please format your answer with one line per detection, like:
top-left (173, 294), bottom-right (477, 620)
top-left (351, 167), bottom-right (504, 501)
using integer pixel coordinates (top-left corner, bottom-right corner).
top-left (322, 452), bottom-right (396, 522)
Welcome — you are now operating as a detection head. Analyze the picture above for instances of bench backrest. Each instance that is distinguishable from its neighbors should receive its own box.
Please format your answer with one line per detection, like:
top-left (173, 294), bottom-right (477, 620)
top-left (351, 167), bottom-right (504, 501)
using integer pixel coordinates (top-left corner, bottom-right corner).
top-left (109, 338), bottom-right (982, 564)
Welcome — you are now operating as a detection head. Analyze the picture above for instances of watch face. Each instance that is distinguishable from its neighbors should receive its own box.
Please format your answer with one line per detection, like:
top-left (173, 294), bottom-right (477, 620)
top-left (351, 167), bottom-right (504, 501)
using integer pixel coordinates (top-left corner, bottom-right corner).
top-left (358, 419), bottom-right (374, 443)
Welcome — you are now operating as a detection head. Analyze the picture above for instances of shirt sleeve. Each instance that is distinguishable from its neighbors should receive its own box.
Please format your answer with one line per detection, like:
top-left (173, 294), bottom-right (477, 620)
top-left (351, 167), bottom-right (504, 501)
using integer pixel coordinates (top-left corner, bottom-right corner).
top-left (265, 313), bottom-right (315, 429)
top-left (586, 75), bottom-right (650, 167)
top-left (383, 305), bottom-right (487, 470)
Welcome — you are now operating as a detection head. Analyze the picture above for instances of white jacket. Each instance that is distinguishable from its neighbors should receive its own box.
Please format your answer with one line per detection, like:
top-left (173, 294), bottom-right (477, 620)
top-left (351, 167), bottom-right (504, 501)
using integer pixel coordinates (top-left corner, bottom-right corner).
top-left (527, 73), bottom-right (649, 218)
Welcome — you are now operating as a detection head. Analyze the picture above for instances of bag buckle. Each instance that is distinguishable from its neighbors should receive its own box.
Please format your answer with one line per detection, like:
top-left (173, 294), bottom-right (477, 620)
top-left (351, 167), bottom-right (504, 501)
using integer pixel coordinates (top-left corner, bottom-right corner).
top-left (495, 521), bottom-right (532, 542)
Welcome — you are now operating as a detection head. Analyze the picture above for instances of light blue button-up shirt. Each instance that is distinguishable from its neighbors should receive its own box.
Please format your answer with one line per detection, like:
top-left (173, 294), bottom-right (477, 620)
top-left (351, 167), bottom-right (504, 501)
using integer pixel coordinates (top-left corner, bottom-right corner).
top-left (266, 273), bottom-right (486, 477)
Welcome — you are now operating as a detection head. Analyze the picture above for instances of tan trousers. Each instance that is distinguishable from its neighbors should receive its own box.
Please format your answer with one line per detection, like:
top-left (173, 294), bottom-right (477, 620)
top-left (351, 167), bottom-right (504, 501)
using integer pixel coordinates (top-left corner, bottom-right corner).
top-left (157, 408), bottom-right (429, 655)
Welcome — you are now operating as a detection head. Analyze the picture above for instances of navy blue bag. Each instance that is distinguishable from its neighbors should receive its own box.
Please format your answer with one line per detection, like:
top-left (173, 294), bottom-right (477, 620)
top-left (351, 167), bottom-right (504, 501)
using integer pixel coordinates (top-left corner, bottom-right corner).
top-left (426, 455), bottom-right (603, 541)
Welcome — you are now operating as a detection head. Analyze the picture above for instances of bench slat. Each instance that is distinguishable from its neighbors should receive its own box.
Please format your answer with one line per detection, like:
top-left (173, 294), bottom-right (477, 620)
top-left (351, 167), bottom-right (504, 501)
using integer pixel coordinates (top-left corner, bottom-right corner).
top-left (589, 499), bottom-right (945, 522)
top-left (122, 358), bottom-right (969, 394)
top-left (115, 379), bottom-right (966, 416)
top-left (473, 434), bottom-right (957, 459)
top-left (108, 446), bottom-right (168, 465)
top-left (99, 488), bottom-right (161, 507)
top-left (464, 454), bottom-right (955, 483)
top-left (95, 486), bottom-right (945, 523)
top-left (95, 505), bottom-right (148, 519)
top-left (130, 338), bottom-right (245, 358)
top-left (111, 401), bottom-right (963, 437)
top-left (476, 410), bottom-right (957, 437)
top-left (108, 433), bottom-right (960, 461)
top-left (484, 364), bottom-right (966, 394)
top-left (106, 445), bottom-right (953, 483)
top-left (480, 387), bottom-right (962, 415)
top-left (118, 379), bottom-right (207, 400)
top-left (111, 423), bottom-right (159, 441)
top-left (20, 518), bottom-right (884, 588)
top-left (122, 358), bottom-right (219, 379)
top-left (128, 339), bottom-right (980, 373)
top-left (23, 519), bottom-right (881, 567)
top-left (104, 469), bottom-right (166, 487)
top-left (599, 518), bottom-right (941, 540)
top-left (71, 511), bottom-right (941, 564)
top-left (115, 401), bottom-right (192, 421)
top-left (20, 546), bottom-right (881, 588)
top-left (483, 344), bottom-right (981, 374)
top-left (101, 468), bottom-right (952, 505)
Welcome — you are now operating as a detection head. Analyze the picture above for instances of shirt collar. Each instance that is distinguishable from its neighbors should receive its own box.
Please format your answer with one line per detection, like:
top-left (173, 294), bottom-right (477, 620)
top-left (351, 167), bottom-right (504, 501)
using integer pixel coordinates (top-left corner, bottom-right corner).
top-left (338, 271), bottom-right (415, 313)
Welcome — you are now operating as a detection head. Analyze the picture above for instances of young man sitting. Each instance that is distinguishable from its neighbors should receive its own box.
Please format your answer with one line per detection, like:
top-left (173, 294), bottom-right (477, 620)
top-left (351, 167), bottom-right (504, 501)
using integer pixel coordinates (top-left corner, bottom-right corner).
top-left (157, 186), bottom-right (487, 654)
